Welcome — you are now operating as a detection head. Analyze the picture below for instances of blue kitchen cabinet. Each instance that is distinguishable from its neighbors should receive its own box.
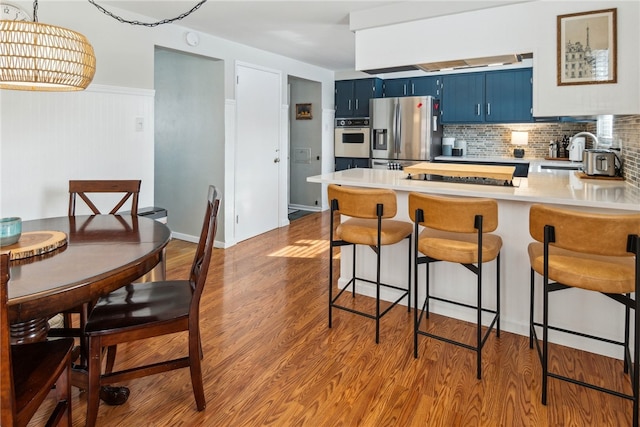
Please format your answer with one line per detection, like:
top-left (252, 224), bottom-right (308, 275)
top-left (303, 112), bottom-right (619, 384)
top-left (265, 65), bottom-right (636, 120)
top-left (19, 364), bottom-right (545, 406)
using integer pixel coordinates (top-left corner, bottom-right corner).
top-left (441, 68), bottom-right (533, 124)
top-left (383, 76), bottom-right (441, 97)
top-left (383, 78), bottom-right (410, 97)
top-left (335, 81), bottom-right (354, 118)
top-left (485, 68), bottom-right (532, 123)
top-left (335, 157), bottom-right (370, 171)
top-left (335, 78), bottom-right (382, 117)
top-left (412, 76), bottom-right (441, 97)
top-left (441, 72), bottom-right (485, 123)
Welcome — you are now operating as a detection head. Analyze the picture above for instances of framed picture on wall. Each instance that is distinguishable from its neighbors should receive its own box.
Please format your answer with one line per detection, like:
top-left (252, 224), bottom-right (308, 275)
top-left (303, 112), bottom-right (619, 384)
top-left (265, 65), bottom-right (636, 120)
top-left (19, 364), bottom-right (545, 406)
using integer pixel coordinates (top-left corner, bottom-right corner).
top-left (557, 8), bottom-right (617, 86)
top-left (295, 103), bottom-right (312, 120)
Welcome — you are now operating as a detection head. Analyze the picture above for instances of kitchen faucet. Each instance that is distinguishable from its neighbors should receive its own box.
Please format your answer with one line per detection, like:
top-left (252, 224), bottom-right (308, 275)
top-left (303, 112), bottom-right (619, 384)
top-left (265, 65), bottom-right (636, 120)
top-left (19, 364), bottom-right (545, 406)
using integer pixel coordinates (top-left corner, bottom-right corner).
top-left (571, 131), bottom-right (599, 149)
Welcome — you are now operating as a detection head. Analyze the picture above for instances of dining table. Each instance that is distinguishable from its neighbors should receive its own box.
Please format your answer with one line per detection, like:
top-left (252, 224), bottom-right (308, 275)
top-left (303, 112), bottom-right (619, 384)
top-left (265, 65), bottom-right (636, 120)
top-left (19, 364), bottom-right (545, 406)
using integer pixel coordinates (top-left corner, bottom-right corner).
top-left (3, 214), bottom-right (171, 404)
top-left (4, 214), bottom-right (171, 344)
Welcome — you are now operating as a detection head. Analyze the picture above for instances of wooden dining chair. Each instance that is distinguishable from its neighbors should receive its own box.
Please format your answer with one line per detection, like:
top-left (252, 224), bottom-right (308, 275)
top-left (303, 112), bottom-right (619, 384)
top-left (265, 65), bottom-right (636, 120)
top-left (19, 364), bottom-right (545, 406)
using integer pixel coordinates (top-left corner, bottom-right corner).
top-left (50, 179), bottom-right (143, 366)
top-left (1, 253), bottom-right (75, 427)
top-left (83, 185), bottom-right (220, 427)
top-left (68, 179), bottom-right (141, 216)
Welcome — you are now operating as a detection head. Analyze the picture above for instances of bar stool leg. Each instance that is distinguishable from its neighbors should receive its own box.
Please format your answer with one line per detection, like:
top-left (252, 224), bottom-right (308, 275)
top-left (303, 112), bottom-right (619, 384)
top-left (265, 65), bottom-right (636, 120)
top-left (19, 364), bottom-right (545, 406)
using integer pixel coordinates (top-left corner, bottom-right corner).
top-left (375, 242), bottom-right (381, 344)
top-left (476, 260), bottom-right (482, 380)
top-left (328, 209), bottom-right (335, 330)
top-left (351, 245), bottom-right (357, 298)
top-left (496, 254), bottom-right (501, 337)
top-left (529, 269), bottom-right (535, 349)
top-left (542, 271), bottom-right (549, 405)
top-left (407, 236), bottom-right (412, 313)
top-left (413, 227), bottom-right (420, 359)
top-left (634, 291), bottom-right (639, 427)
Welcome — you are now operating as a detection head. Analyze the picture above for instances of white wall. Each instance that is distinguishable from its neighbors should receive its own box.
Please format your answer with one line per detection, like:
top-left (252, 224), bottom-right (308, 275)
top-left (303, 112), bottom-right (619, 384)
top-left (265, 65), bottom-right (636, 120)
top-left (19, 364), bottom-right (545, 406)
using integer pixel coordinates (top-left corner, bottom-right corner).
top-left (2, 2), bottom-right (336, 242)
top-left (353, 1), bottom-right (640, 116)
top-left (0, 85), bottom-right (155, 219)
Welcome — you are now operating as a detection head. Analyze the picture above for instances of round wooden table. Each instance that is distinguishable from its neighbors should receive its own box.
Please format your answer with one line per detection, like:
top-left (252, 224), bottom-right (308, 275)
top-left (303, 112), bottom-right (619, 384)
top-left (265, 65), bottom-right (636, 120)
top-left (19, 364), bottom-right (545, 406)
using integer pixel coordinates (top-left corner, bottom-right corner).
top-left (6, 215), bottom-right (171, 342)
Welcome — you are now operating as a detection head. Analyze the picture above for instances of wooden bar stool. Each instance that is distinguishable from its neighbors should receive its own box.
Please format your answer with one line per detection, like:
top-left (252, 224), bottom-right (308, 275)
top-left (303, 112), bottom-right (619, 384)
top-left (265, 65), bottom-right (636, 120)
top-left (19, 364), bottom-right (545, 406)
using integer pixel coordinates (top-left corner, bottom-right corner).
top-left (409, 192), bottom-right (502, 379)
top-left (528, 204), bottom-right (640, 427)
top-left (328, 184), bottom-right (412, 343)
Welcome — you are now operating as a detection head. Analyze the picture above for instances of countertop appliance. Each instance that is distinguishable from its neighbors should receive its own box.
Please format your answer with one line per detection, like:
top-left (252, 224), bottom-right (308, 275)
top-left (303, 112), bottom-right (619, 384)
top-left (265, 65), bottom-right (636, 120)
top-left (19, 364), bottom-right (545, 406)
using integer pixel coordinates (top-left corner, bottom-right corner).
top-left (370, 96), bottom-right (442, 170)
top-left (568, 136), bottom-right (585, 161)
top-left (334, 118), bottom-right (370, 159)
top-left (583, 149), bottom-right (618, 177)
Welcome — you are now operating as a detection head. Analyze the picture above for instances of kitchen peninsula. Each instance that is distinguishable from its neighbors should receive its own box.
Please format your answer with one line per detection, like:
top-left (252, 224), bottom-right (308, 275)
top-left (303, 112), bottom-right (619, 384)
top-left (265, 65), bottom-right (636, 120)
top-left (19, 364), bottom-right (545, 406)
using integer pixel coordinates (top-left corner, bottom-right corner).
top-left (308, 163), bottom-right (640, 358)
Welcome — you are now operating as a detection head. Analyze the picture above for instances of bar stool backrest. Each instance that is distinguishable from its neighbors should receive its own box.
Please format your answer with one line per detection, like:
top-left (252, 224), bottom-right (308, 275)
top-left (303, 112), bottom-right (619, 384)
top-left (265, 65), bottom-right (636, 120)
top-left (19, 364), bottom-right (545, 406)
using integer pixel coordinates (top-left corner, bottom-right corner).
top-left (328, 184), bottom-right (398, 219)
top-left (409, 193), bottom-right (498, 233)
top-left (529, 204), bottom-right (640, 256)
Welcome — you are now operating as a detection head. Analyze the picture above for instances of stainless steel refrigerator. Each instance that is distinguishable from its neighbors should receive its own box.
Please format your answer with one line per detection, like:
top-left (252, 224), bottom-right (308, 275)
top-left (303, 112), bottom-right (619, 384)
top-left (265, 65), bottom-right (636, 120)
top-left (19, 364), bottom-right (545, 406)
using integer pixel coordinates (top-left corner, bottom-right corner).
top-left (370, 96), bottom-right (442, 169)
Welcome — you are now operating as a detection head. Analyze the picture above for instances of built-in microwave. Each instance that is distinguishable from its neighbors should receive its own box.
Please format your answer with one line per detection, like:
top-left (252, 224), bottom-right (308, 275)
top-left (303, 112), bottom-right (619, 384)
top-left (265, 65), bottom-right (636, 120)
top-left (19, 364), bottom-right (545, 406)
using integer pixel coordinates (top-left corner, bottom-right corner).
top-left (334, 118), bottom-right (370, 159)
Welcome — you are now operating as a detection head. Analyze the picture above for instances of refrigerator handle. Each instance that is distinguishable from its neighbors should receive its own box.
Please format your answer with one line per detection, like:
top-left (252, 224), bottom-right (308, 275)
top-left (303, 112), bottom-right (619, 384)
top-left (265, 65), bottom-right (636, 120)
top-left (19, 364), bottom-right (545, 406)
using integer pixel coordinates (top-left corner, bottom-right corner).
top-left (394, 101), bottom-right (401, 155)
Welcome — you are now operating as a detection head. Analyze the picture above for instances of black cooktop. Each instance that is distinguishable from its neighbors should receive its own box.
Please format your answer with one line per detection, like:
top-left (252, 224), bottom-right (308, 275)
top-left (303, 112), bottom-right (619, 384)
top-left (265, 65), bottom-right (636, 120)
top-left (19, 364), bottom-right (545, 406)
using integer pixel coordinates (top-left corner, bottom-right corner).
top-left (406, 173), bottom-right (517, 187)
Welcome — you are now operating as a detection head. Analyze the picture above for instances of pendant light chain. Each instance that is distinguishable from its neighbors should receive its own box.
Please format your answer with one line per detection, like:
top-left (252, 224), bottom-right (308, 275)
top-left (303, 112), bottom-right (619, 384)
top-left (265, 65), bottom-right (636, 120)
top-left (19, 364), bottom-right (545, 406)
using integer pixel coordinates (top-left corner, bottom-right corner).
top-left (87, 0), bottom-right (208, 27)
top-left (32, 0), bottom-right (38, 22)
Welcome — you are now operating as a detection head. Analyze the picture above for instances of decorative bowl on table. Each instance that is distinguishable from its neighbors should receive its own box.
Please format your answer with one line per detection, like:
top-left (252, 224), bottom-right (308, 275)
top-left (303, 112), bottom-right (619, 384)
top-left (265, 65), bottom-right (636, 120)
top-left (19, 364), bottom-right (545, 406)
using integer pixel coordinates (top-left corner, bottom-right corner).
top-left (0, 217), bottom-right (22, 246)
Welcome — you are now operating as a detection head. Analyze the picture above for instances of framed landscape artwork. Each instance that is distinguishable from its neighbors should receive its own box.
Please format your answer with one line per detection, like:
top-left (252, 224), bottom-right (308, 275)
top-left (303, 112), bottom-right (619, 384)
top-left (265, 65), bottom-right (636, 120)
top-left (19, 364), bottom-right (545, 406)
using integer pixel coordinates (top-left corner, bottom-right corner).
top-left (295, 103), bottom-right (312, 120)
top-left (557, 8), bottom-right (617, 86)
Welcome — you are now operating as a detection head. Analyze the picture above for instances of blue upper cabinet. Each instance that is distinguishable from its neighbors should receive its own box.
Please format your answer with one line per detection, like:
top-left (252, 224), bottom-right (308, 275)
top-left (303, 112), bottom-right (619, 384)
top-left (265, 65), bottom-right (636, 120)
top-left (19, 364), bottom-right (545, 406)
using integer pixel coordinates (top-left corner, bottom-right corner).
top-left (383, 78), bottom-right (410, 97)
top-left (485, 68), bottom-right (533, 123)
top-left (337, 69), bottom-right (532, 122)
top-left (441, 72), bottom-right (485, 123)
top-left (383, 76), bottom-right (441, 98)
top-left (411, 76), bottom-right (442, 97)
top-left (335, 80), bottom-right (354, 118)
top-left (335, 78), bottom-right (383, 118)
top-left (441, 68), bottom-right (533, 124)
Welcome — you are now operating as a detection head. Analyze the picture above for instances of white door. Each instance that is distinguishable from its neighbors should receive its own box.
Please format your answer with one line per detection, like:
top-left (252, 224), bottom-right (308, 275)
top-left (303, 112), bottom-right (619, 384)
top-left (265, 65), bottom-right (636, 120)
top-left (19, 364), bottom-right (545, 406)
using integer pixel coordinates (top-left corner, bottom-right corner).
top-left (235, 63), bottom-right (282, 242)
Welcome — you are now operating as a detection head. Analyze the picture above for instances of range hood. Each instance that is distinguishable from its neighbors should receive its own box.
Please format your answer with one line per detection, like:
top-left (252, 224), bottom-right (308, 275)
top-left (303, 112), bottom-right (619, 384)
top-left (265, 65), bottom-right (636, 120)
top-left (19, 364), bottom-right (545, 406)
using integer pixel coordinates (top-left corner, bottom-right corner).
top-left (362, 53), bottom-right (529, 75)
top-left (416, 54), bottom-right (523, 72)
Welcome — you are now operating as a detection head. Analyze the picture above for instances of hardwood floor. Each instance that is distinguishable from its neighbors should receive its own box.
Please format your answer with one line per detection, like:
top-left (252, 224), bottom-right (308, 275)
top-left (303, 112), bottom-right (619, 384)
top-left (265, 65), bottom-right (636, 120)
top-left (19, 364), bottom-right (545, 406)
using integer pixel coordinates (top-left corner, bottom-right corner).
top-left (31, 211), bottom-right (635, 426)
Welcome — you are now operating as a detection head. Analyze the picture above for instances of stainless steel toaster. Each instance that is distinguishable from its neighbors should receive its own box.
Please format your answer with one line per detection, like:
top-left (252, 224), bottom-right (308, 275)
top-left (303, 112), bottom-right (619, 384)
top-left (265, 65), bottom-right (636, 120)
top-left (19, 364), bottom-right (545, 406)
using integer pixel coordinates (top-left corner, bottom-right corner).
top-left (583, 149), bottom-right (617, 177)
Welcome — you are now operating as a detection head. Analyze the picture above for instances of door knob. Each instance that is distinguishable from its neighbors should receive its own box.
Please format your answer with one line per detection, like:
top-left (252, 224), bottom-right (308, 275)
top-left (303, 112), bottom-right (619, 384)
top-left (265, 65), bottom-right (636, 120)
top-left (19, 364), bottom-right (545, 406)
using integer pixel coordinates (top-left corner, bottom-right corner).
top-left (274, 158), bottom-right (280, 163)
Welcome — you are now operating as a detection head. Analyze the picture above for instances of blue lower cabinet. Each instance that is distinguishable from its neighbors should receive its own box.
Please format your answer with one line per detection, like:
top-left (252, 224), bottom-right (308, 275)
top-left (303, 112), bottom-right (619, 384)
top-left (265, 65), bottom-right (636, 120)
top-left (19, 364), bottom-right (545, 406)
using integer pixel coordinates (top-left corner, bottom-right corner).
top-left (335, 157), bottom-right (370, 171)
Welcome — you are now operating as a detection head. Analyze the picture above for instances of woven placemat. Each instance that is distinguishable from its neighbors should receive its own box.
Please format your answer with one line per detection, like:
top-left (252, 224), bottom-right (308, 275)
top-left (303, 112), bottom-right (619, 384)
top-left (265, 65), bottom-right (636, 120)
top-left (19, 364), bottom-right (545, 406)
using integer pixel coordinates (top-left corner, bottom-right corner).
top-left (1, 231), bottom-right (67, 260)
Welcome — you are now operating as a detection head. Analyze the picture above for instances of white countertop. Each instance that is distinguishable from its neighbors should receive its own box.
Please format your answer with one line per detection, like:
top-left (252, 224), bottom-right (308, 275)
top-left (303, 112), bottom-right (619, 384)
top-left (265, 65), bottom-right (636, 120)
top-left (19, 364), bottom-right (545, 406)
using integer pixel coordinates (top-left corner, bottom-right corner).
top-left (308, 161), bottom-right (640, 211)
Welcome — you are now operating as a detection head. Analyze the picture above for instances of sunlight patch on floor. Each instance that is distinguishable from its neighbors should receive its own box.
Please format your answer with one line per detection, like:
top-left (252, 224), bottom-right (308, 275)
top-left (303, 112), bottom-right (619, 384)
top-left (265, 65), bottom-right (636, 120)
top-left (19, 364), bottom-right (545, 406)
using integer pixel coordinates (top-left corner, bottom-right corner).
top-left (268, 239), bottom-right (326, 258)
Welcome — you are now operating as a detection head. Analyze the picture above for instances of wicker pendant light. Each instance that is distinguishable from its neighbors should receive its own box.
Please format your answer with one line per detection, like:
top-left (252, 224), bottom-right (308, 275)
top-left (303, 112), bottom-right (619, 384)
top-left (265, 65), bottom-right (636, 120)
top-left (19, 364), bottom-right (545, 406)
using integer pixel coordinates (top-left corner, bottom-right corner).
top-left (0, 6), bottom-right (96, 91)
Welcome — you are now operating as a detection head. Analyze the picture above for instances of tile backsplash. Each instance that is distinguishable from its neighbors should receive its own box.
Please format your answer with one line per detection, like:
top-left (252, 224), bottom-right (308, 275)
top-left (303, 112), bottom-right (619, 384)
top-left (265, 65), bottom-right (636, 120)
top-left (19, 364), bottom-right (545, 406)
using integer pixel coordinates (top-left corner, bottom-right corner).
top-left (613, 115), bottom-right (640, 189)
top-left (443, 122), bottom-right (591, 159)
top-left (443, 115), bottom-right (640, 189)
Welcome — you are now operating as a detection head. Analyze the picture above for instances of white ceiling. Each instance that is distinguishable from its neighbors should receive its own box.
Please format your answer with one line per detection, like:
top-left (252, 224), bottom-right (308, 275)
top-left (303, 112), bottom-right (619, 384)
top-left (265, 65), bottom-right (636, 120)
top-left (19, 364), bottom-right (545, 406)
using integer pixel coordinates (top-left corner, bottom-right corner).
top-left (100, 1), bottom-right (530, 71)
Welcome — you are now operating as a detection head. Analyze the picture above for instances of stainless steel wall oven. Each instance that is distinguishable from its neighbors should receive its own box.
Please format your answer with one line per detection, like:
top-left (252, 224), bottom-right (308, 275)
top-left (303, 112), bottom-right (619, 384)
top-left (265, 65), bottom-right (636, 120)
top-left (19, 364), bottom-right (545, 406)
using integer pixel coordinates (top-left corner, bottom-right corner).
top-left (334, 118), bottom-right (370, 159)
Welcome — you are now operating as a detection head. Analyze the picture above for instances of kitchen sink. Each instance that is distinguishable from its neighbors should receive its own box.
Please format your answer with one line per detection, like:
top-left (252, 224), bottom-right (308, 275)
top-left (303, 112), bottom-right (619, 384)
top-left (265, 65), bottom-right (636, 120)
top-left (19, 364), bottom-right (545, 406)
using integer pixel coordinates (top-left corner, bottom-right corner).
top-left (540, 164), bottom-right (582, 170)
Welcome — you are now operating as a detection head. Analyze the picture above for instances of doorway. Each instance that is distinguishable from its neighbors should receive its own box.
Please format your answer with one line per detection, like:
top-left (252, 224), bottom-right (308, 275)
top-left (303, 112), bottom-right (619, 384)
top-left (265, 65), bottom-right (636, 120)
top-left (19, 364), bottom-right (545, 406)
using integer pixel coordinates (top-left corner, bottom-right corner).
top-left (288, 76), bottom-right (322, 215)
top-left (154, 47), bottom-right (225, 241)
